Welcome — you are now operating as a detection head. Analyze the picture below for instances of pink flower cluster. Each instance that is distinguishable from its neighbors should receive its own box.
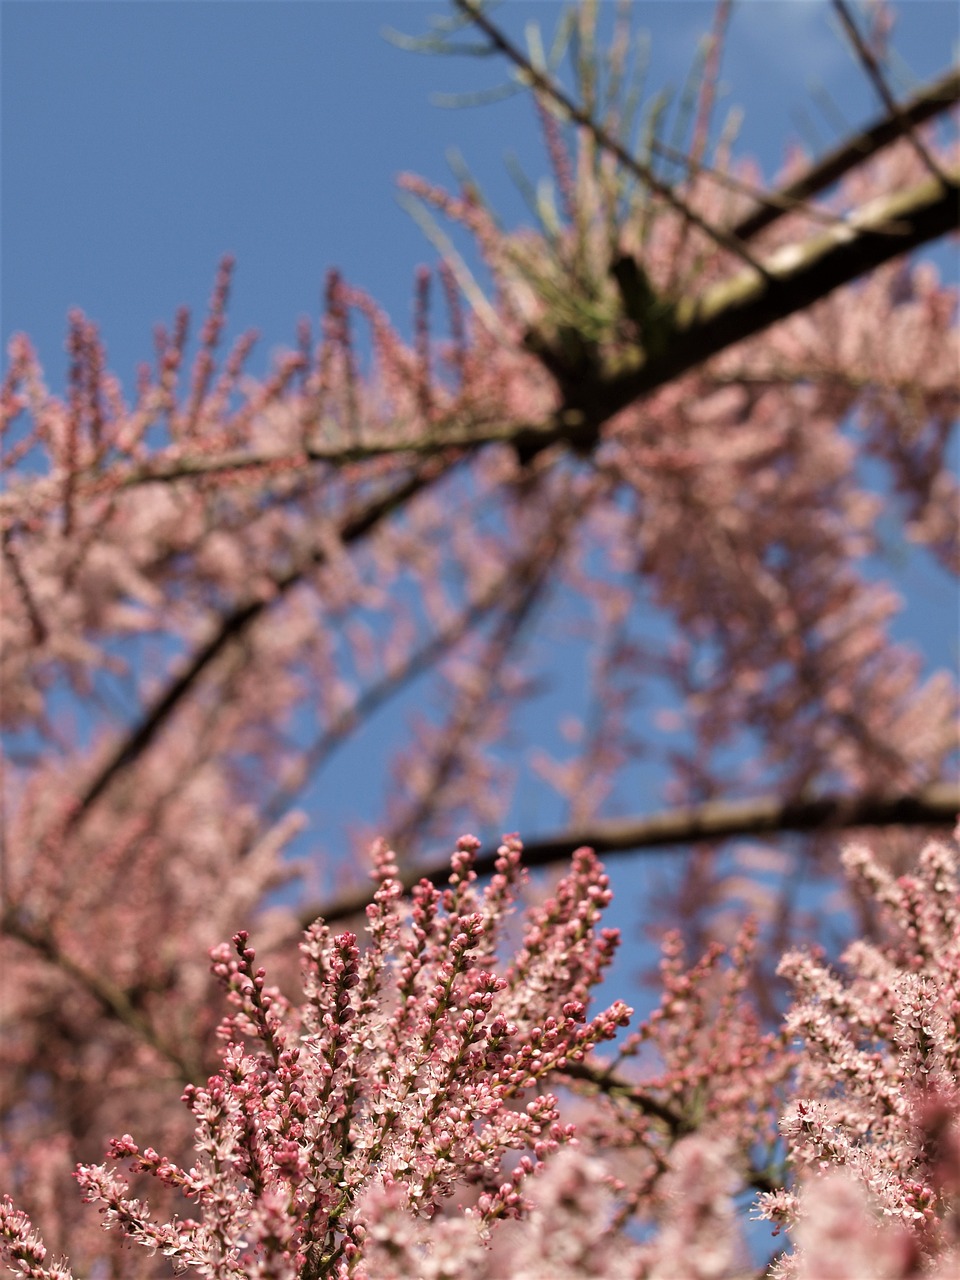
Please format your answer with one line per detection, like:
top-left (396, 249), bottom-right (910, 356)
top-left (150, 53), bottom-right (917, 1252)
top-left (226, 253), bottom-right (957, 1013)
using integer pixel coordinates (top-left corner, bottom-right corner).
top-left (3, 837), bottom-right (628, 1278)
top-left (2, 831), bottom-right (957, 1278)
top-left (758, 834), bottom-right (960, 1278)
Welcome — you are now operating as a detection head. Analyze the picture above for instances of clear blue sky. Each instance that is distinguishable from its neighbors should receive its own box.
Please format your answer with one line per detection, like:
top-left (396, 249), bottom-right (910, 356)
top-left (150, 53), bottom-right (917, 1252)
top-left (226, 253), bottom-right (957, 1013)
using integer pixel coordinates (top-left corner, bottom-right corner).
top-left (3, 2), bottom-right (957, 933)
top-left (5, 1), bottom-right (956, 385)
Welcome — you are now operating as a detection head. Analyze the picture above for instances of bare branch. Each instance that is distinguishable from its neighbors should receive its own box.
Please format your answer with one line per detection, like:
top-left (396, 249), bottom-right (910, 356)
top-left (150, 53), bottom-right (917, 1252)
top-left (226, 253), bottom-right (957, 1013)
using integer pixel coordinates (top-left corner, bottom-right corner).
top-left (733, 67), bottom-right (959, 242)
top-left (303, 783), bottom-right (960, 926)
top-left (831, 0), bottom-right (947, 185)
top-left (2, 907), bottom-right (200, 1083)
top-left (452, 0), bottom-right (772, 279)
top-left (581, 166), bottom-right (959, 432)
top-left (71, 458), bottom-right (454, 823)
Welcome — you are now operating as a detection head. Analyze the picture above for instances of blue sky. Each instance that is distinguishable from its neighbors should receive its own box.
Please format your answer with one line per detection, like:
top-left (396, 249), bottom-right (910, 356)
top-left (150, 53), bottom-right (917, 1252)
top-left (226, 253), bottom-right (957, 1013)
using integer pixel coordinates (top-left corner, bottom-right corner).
top-left (3, 1), bottom-right (957, 958)
top-left (5, 1), bottom-right (957, 387)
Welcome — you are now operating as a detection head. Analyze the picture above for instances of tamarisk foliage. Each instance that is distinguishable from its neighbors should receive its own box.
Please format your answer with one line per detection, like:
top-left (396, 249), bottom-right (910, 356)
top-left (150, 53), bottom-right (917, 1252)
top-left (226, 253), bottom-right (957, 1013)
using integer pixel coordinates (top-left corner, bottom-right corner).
top-left (1, 0), bottom-right (957, 1271)
top-left (2, 831), bottom-right (959, 1276)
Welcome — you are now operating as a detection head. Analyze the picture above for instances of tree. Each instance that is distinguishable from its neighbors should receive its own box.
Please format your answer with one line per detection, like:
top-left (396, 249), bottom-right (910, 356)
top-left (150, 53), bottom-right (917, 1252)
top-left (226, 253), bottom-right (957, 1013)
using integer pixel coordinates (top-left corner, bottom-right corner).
top-left (0, 1), bottom-right (957, 1273)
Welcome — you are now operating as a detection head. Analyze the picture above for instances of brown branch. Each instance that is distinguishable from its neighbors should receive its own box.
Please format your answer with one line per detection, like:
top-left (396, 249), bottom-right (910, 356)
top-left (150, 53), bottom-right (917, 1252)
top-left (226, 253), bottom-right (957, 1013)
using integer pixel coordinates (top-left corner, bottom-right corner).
top-left (559, 1059), bottom-right (688, 1135)
top-left (302, 783), bottom-right (959, 926)
top-left (4, 157), bottom-right (953, 519)
top-left (1, 526), bottom-right (48, 645)
top-left (647, 134), bottom-right (848, 235)
top-left (558, 1059), bottom-right (784, 1196)
top-left (258, 512), bottom-right (573, 830)
top-left (0, 409), bottom-right (525, 518)
top-left (703, 369), bottom-right (959, 402)
top-left (112, 166), bottom-right (960, 477)
top-left (732, 67), bottom-right (959, 242)
top-left (71, 458), bottom-right (454, 823)
top-left (453, 0), bottom-right (772, 280)
top-left (382, 557), bottom-right (554, 856)
top-left (575, 166), bottom-right (959, 436)
top-left (128, 164), bottom-right (955, 481)
top-left (376, 473), bottom-right (602, 856)
top-left (2, 907), bottom-right (200, 1083)
top-left (831, 0), bottom-right (947, 185)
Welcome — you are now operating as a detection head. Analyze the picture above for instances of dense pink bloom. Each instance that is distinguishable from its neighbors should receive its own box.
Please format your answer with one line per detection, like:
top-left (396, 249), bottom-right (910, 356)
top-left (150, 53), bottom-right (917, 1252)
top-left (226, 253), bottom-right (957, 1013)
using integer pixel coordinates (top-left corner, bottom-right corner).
top-left (56, 837), bottom-right (632, 1276)
top-left (758, 837), bottom-right (960, 1277)
top-left (3, 831), bottom-right (956, 1276)
top-left (1, 3), bottom-right (956, 1273)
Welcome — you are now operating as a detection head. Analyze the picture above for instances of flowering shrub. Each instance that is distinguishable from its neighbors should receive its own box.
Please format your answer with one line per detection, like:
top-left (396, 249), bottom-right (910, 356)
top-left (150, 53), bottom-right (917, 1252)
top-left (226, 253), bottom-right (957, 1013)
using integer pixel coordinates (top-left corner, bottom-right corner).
top-left (758, 834), bottom-right (960, 1278)
top-left (2, 837), bottom-right (630, 1277)
top-left (2, 4), bottom-right (957, 1275)
top-left (2, 830), bottom-right (958, 1278)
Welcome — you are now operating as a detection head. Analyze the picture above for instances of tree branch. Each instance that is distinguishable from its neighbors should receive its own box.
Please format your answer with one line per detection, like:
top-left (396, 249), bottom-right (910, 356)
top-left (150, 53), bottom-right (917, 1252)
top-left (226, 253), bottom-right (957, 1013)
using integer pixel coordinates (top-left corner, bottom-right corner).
top-left (303, 783), bottom-right (959, 926)
top-left (568, 166), bottom-right (959, 439)
top-left (559, 1059), bottom-right (689, 1135)
top-left (831, 0), bottom-right (947, 185)
top-left (1, 907), bottom-right (200, 1083)
top-left (5, 156), bottom-right (953, 516)
top-left (452, 0), bottom-right (772, 279)
top-left (71, 458), bottom-right (453, 822)
top-left (558, 1059), bottom-right (784, 1196)
top-left (732, 67), bottom-right (959, 242)
top-left (112, 167), bottom-right (960, 477)
top-left (258, 495), bottom-right (577, 831)
top-left (22, 67), bottom-right (960, 834)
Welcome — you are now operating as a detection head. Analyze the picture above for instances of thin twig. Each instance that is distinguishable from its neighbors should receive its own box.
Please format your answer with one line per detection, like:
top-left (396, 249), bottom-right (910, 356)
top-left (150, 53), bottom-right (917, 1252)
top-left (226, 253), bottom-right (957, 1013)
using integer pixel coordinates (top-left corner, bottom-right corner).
top-left (259, 526), bottom-right (566, 829)
top-left (733, 67), bottom-right (959, 242)
top-left (301, 783), bottom-right (960, 926)
top-left (453, 0), bottom-right (772, 280)
top-left (70, 459), bottom-right (455, 824)
top-left (382, 522), bottom-right (566, 856)
top-left (831, 0), bottom-right (948, 184)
